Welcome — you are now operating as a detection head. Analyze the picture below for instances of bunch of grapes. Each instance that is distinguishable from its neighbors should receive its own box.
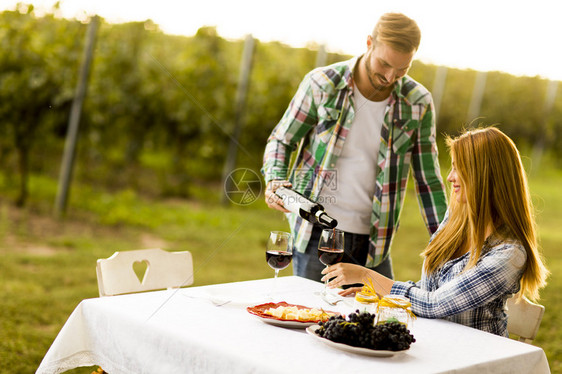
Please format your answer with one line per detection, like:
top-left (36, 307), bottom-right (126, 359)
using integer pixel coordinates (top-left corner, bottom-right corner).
top-left (315, 310), bottom-right (415, 351)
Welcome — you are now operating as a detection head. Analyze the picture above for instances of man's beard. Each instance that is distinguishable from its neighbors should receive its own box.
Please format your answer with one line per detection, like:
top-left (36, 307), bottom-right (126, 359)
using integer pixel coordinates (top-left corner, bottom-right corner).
top-left (364, 52), bottom-right (391, 94)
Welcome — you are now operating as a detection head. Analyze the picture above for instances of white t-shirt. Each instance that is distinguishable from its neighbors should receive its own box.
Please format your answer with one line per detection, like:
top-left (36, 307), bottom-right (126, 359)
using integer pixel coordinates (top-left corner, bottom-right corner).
top-left (318, 86), bottom-right (389, 234)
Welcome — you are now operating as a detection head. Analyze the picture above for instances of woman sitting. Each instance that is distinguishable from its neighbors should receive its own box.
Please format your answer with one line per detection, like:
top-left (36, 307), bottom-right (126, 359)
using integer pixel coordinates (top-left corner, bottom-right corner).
top-left (322, 127), bottom-right (549, 336)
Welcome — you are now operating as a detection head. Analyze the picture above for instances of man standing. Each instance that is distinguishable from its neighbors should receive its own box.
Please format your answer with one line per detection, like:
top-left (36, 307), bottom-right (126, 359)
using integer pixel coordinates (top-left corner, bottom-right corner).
top-left (262, 13), bottom-right (447, 282)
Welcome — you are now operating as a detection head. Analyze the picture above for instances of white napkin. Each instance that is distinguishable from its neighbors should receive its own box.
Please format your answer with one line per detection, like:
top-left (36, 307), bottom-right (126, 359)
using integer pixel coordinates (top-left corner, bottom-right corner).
top-left (181, 287), bottom-right (265, 307)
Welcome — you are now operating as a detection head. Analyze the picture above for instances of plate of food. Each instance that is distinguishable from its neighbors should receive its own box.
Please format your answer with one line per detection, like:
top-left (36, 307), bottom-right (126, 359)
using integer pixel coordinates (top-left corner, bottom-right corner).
top-left (247, 301), bottom-right (339, 328)
top-left (305, 313), bottom-right (414, 357)
top-left (306, 325), bottom-right (405, 357)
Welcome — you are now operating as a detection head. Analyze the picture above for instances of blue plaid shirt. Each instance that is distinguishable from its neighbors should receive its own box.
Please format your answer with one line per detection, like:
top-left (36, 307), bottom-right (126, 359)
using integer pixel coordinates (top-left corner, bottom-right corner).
top-left (390, 213), bottom-right (527, 336)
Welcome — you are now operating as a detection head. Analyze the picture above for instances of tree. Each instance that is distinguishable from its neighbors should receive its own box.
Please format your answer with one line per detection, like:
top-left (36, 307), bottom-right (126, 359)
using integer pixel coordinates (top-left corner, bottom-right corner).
top-left (0, 5), bottom-right (82, 206)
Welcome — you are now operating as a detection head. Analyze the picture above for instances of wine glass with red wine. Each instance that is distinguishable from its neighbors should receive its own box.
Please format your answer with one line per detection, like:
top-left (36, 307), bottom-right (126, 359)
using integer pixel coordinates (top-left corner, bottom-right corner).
top-left (266, 231), bottom-right (293, 297)
top-left (318, 228), bottom-right (344, 296)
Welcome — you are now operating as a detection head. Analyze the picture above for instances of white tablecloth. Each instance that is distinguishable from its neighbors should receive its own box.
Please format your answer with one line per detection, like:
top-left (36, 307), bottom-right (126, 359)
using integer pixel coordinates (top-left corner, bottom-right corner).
top-left (36, 276), bottom-right (550, 374)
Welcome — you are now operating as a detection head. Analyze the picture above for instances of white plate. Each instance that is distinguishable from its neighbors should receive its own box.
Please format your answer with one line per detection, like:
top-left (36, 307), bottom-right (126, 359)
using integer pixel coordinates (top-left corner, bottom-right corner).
top-left (253, 314), bottom-right (316, 328)
top-left (306, 325), bottom-right (407, 357)
top-left (247, 302), bottom-right (339, 329)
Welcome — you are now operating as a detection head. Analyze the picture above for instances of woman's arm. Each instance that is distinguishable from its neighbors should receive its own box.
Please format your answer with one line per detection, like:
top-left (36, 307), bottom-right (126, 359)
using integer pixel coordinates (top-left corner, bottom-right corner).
top-left (323, 241), bottom-right (526, 319)
top-left (392, 243), bottom-right (526, 318)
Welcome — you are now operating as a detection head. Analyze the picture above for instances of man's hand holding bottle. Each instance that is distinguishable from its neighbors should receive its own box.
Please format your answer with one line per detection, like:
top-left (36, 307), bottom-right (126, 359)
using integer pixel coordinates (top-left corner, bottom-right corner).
top-left (266, 181), bottom-right (338, 228)
top-left (265, 180), bottom-right (292, 213)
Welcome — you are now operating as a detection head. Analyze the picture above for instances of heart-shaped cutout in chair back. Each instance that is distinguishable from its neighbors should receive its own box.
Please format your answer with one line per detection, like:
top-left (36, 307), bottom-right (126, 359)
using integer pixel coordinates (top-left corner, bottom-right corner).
top-left (132, 259), bottom-right (150, 284)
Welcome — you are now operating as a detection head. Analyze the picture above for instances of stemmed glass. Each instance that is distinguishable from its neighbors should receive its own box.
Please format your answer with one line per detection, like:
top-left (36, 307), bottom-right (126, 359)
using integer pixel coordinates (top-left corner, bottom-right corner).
top-left (265, 231), bottom-right (293, 298)
top-left (318, 228), bottom-right (345, 297)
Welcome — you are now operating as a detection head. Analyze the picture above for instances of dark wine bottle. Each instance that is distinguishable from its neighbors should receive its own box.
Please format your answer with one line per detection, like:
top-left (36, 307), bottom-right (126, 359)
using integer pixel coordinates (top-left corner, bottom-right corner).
top-left (275, 187), bottom-right (337, 228)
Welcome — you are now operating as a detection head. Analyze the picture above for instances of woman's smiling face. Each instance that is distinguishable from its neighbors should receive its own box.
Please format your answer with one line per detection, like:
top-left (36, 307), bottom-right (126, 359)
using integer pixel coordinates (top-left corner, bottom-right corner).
top-left (447, 159), bottom-right (466, 203)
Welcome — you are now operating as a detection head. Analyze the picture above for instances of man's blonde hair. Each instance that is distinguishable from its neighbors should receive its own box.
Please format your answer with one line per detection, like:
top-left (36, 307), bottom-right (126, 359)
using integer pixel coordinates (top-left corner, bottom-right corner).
top-left (422, 127), bottom-right (549, 301)
top-left (372, 13), bottom-right (421, 53)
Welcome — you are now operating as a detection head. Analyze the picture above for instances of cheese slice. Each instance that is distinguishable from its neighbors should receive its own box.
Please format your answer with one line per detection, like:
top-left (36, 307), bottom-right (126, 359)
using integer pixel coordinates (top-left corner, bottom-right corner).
top-left (265, 305), bottom-right (335, 321)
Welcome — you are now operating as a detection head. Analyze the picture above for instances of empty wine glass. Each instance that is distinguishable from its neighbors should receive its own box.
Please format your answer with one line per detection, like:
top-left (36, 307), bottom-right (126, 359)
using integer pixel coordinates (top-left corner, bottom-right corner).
top-left (318, 228), bottom-right (344, 297)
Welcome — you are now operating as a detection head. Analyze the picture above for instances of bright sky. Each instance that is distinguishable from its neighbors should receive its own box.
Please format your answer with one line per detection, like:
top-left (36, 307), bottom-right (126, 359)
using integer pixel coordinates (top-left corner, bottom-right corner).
top-left (2, 0), bottom-right (562, 81)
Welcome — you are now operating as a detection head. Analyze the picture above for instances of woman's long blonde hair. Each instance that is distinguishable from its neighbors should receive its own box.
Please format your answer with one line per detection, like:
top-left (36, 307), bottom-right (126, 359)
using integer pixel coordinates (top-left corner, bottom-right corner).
top-left (422, 127), bottom-right (548, 301)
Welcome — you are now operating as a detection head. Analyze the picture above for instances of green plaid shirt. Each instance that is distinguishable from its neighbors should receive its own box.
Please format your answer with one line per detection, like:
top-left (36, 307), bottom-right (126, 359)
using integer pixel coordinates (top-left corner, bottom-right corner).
top-left (262, 57), bottom-right (447, 267)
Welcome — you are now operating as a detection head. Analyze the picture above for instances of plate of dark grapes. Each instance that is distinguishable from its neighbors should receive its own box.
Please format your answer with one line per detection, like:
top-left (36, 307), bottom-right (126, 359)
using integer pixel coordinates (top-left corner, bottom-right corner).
top-left (306, 311), bottom-right (415, 357)
top-left (247, 302), bottom-right (339, 328)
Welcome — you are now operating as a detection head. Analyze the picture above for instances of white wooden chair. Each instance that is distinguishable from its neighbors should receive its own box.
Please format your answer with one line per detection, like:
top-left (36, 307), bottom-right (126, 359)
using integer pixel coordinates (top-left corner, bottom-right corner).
top-left (96, 248), bottom-right (194, 297)
top-left (506, 295), bottom-right (545, 343)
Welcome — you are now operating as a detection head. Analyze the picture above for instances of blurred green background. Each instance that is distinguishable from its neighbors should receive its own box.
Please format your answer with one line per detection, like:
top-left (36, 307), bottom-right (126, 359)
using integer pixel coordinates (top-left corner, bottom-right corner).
top-left (0, 5), bottom-right (561, 374)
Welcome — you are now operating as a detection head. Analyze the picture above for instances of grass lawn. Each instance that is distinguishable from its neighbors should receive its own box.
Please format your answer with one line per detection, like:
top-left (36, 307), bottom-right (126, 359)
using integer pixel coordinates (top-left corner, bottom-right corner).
top-left (1, 162), bottom-right (561, 373)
